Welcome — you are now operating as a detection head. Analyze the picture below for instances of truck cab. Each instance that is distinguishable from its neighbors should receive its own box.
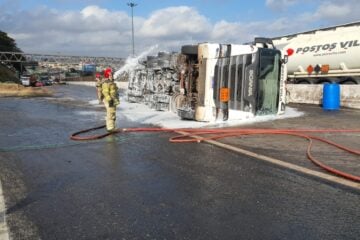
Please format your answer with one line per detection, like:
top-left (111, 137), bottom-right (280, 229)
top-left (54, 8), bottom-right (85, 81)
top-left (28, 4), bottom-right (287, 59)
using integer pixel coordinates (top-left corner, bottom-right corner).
top-left (177, 38), bottom-right (287, 122)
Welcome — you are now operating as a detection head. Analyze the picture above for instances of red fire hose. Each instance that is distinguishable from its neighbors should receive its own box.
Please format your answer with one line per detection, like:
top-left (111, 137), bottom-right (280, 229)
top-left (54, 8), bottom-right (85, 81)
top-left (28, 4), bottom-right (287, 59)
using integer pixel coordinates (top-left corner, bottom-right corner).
top-left (71, 126), bottom-right (360, 182)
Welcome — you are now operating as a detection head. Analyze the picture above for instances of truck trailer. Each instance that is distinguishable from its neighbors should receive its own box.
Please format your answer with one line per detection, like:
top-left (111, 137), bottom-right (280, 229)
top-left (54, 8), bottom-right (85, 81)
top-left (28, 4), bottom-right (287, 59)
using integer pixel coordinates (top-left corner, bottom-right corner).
top-left (272, 21), bottom-right (360, 84)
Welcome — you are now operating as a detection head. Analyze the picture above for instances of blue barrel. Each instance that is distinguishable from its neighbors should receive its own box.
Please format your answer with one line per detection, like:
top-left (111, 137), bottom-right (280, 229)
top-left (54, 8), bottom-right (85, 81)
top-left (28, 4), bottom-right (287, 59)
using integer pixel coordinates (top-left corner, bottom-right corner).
top-left (323, 83), bottom-right (340, 110)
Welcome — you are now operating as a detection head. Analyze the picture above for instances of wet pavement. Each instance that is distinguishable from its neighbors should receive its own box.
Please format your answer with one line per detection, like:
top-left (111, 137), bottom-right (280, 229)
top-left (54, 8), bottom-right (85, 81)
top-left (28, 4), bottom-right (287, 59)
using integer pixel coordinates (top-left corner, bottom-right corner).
top-left (219, 104), bottom-right (360, 177)
top-left (0, 85), bottom-right (359, 239)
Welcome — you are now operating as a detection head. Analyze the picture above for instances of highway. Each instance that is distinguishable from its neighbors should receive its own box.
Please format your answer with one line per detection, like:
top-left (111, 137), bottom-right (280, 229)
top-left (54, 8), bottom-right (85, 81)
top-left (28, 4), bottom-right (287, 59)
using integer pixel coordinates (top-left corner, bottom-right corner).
top-left (0, 85), bottom-right (359, 239)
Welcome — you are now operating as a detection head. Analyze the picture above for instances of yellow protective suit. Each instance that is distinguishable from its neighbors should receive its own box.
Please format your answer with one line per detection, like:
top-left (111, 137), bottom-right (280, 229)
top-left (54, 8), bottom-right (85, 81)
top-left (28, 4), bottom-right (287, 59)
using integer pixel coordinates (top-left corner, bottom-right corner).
top-left (100, 80), bottom-right (120, 131)
top-left (96, 77), bottom-right (104, 104)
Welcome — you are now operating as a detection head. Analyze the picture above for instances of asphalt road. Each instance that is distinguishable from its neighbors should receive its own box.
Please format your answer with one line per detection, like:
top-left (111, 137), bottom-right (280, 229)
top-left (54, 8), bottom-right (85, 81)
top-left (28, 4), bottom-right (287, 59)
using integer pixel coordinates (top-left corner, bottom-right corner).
top-left (0, 85), bottom-right (359, 240)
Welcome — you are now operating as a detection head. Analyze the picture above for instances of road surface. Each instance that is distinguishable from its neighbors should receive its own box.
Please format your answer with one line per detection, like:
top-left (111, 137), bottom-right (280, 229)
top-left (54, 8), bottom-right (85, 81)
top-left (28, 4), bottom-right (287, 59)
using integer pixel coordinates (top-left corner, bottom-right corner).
top-left (0, 85), bottom-right (359, 239)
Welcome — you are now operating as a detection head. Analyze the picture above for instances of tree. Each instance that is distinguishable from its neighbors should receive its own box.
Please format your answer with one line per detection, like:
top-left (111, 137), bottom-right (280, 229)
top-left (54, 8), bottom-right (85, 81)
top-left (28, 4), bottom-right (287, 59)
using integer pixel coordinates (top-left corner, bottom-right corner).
top-left (0, 30), bottom-right (21, 52)
top-left (0, 31), bottom-right (24, 79)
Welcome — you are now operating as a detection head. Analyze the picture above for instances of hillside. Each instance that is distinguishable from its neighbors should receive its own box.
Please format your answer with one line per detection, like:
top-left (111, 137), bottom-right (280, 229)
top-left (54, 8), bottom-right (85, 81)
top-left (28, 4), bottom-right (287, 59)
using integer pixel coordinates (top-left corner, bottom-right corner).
top-left (0, 63), bottom-right (19, 83)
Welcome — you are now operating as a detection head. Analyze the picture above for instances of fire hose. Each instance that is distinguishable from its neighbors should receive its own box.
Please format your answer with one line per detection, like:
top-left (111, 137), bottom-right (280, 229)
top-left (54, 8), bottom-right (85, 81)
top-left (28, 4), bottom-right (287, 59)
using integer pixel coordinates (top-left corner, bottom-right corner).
top-left (71, 126), bottom-right (360, 182)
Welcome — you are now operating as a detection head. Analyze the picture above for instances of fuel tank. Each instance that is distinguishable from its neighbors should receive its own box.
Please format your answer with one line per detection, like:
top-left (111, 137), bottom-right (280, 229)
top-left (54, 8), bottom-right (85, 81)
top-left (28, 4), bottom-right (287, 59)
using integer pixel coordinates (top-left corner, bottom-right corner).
top-left (273, 22), bottom-right (360, 74)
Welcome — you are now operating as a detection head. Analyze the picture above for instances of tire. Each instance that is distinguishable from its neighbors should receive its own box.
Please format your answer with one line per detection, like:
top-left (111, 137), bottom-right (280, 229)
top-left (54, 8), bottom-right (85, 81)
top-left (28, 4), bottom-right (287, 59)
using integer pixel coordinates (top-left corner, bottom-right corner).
top-left (147, 56), bottom-right (157, 61)
top-left (340, 78), bottom-right (358, 85)
top-left (147, 56), bottom-right (158, 68)
top-left (295, 79), bottom-right (312, 84)
top-left (157, 60), bottom-right (170, 68)
top-left (146, 56), bottom-right (157, 67)
top-left (340, 80), bottom-right (357, 85)
top-left (158, 52), bottom-right (171, 59)
top-left (181, 45), bottom-right (198, 55)
top-left (317, 80), bottom-right (332, 84)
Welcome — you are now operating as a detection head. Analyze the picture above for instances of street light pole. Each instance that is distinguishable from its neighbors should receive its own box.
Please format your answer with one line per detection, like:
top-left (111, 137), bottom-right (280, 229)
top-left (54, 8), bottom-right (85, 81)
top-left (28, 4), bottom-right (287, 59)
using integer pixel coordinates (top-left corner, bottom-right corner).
top-left (127, 2), bottom-right (137, 56)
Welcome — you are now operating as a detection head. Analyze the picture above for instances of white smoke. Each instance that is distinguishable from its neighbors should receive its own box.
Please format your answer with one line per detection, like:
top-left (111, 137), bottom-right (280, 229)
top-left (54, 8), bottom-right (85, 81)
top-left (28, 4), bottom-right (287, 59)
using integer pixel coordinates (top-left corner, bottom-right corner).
top-left (113, 45), bottom-right (159, 79)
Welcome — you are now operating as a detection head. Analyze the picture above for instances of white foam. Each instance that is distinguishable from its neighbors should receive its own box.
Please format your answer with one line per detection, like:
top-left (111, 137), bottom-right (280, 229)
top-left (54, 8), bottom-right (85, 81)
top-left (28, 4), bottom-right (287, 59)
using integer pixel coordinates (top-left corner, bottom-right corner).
top-left (76, 110), bottom-right (101, 116)
top-left (88, 99), bottom-right (103, 106)
top-left (117, 97), bottom-right (304, 128)
top-left (85, 91), bottom-right (304, 128)
top-left (75, 110), bottom-right (105, 121)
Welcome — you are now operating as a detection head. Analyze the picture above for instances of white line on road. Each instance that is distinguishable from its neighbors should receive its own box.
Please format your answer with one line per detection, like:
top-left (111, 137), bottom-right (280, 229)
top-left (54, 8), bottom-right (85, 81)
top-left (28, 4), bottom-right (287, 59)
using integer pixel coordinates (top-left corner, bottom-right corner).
top-left (177, 131), bottom-right (360, 190)
top-left (0, 181), bottom-right (10, 240)
top-left (207, 139), bottom-right (360, 190)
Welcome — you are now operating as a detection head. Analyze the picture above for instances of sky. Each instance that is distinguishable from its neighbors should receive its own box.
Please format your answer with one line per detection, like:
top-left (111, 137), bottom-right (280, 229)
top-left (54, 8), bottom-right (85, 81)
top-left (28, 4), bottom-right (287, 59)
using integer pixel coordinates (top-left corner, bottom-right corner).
top-left (0, 0), bottom-right (359, 57)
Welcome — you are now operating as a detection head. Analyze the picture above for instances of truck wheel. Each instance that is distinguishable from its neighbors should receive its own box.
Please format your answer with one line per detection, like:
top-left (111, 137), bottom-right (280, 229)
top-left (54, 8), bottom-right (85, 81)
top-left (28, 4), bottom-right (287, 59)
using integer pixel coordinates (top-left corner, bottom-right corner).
top-left (295, 79), bottom-right (311, 84)
top-left (158, 52), bottom-right (171, 60)
top-left (181, 45), bottom-right (198, 55)
top-left (157, 60), bottom-right (169, 68)
top-left (317, 80), bottom-right (332, 84)
top-left (341, 80), bottom-right (356, 85)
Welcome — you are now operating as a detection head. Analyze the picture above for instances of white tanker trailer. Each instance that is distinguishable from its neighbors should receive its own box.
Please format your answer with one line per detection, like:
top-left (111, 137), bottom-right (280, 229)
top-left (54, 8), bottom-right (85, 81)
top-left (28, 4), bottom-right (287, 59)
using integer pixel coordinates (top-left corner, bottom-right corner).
top-left (272, 21), bottom-right (360, 84)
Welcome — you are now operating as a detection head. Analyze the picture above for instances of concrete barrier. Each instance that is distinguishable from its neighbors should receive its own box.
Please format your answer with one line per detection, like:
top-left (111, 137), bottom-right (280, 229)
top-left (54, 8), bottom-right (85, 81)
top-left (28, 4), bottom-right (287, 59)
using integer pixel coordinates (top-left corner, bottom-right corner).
top-left (67, 82), bottom-right (360, 109)
top-left (286, 84), bottom-right (360, 109)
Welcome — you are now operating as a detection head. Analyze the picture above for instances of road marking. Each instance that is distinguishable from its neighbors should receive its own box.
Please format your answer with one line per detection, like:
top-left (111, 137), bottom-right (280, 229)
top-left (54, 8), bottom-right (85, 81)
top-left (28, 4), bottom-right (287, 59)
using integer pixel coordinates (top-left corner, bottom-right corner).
top-left (208, 139), bottom-right (360, 190)
top-left (177, 131), bottom-right (360, 190)
top-left (0, 181), bottom-right (10, 240)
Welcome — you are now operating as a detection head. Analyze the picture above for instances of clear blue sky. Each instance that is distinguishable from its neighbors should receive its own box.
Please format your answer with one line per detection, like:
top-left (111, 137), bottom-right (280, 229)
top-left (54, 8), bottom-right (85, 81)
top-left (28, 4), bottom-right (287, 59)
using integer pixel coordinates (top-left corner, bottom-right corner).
top-left (0, 0), bottom-right (358, 57)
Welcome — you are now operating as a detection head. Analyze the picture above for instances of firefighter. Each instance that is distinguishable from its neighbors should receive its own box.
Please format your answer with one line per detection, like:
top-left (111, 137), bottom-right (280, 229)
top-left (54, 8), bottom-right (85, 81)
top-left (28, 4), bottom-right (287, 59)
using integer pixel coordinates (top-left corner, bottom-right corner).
top-left (95, 73), bottom-right (103, 104)
top-left (101, 68), bottom-right (120, 132)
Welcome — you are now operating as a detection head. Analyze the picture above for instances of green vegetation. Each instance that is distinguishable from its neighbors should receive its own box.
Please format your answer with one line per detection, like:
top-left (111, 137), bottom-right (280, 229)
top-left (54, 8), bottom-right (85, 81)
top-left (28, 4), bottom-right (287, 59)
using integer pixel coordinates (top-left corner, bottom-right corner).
top-left (0, 30), bottom-right (21, 52)
top-left (0, 30), bottom-right (23, 83)
top-left (0, 82), bottom-right (52, 97)
top-left (0, 63), bottom-right (19, 83)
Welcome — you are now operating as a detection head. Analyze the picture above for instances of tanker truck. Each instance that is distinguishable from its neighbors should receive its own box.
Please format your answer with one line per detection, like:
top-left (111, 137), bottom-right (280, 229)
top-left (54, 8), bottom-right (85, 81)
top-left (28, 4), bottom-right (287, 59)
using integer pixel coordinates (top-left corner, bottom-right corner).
top-left (272, 21), bottom-right (360, 84)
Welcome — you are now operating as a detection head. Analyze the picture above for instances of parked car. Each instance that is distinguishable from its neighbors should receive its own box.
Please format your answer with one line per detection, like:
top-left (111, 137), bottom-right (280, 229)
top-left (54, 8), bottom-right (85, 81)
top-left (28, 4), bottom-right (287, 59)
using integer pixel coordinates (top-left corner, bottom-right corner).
top-left (39, 76), bottom-right (53, 86)
top-left (20, 74), bottom-right (37, 87)
top-left (20, 76), bottom-right (30, 86)
top-left (35, 81), bottom-right (44, 87)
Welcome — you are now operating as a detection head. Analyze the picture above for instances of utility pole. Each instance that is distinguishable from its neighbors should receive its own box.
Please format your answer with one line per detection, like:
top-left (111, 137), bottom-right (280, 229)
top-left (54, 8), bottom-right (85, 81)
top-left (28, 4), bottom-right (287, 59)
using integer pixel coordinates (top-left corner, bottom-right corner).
top-left (127, 2), bottom-right (137, 56)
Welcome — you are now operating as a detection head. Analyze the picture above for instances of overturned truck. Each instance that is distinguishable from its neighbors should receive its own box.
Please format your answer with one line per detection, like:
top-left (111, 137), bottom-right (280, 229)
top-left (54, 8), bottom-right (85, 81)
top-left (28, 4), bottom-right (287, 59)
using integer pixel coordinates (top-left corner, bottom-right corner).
top-left (127, 38), bottom-right (287, 122)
